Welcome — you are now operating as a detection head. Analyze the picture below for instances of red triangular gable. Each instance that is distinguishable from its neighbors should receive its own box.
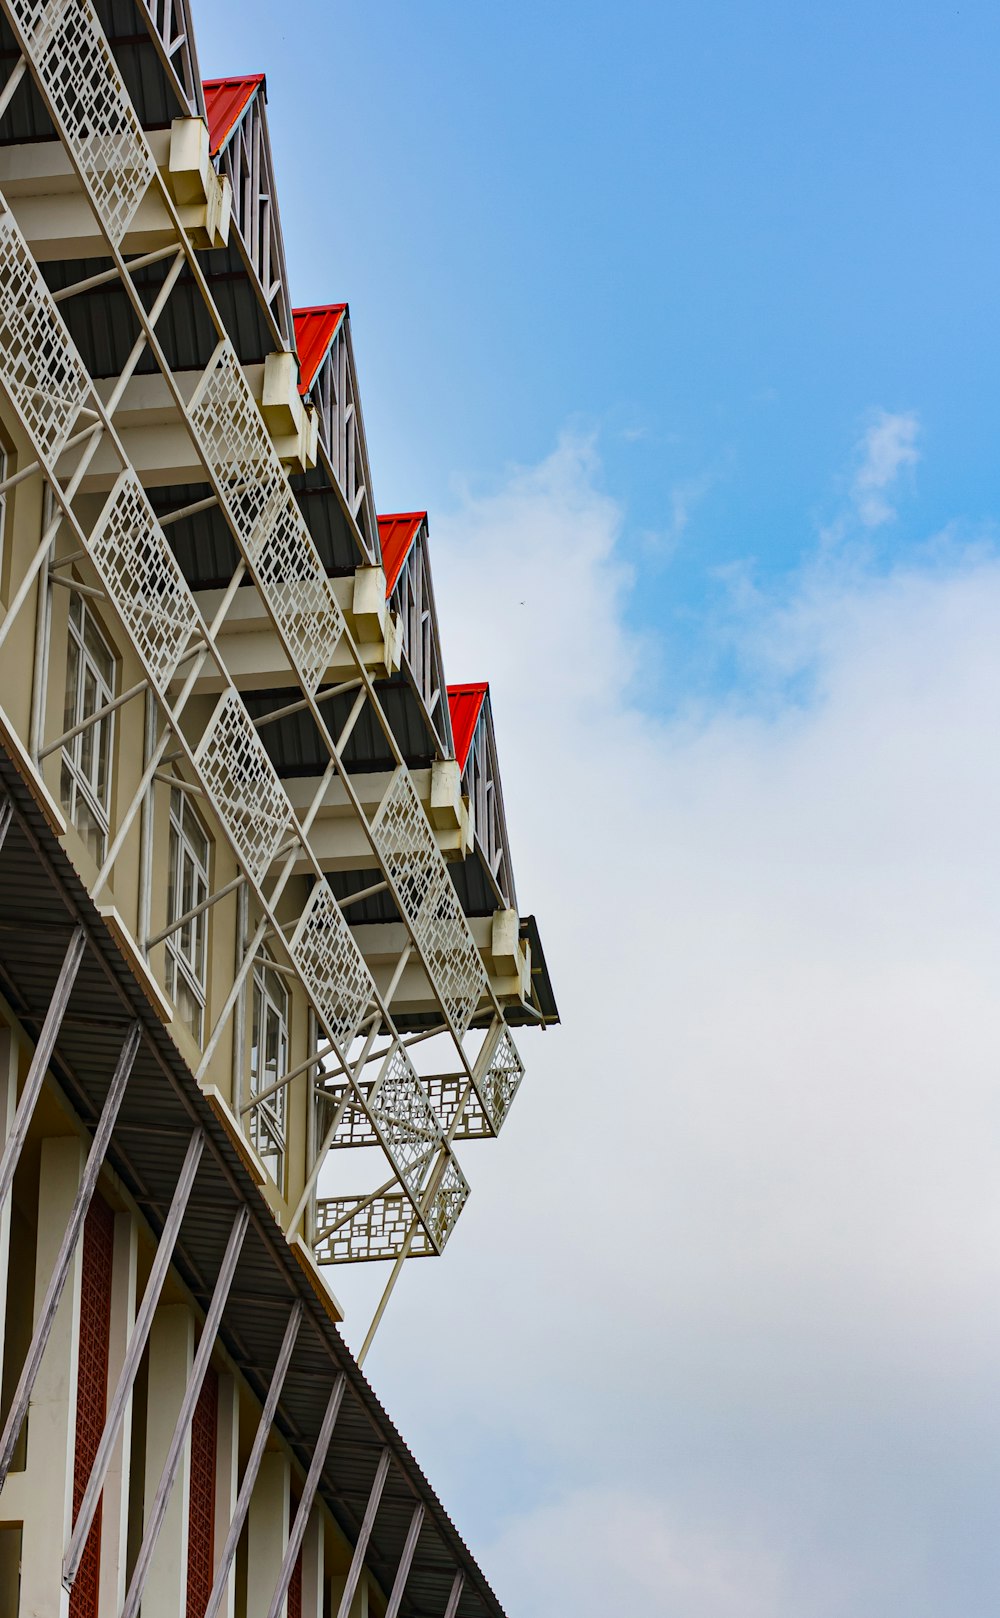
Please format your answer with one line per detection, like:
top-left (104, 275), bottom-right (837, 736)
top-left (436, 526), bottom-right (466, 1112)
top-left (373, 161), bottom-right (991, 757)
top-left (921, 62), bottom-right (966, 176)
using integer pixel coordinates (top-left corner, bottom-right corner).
top-left (202, 74), bottom-right (265, 157)
top-left (447, 683), bottom-right (489, 771)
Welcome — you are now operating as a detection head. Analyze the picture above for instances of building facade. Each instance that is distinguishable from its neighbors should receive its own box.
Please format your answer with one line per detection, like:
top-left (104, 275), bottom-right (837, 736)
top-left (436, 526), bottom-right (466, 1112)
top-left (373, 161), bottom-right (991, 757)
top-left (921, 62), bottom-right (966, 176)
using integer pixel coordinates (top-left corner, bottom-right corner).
top-left (0, 3), bottom-right (556, 1613)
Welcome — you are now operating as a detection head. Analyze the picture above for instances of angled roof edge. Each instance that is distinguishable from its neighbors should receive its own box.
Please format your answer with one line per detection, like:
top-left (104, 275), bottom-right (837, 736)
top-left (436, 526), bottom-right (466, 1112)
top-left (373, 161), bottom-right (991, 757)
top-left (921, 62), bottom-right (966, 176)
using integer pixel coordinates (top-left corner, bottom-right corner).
top-left (447, 682), bottom-right (489, 772)
top-left (293, 304), bottom-right (348, 394)
top-left (378, 512), bottom-right (426, 596)
top-left (203, 73), bottom-right (265, 156)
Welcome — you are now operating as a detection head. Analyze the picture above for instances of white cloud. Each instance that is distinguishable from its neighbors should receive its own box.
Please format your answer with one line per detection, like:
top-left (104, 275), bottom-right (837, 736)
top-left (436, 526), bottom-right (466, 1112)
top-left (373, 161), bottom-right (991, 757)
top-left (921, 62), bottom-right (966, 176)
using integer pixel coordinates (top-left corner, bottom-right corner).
top-left (483, 1488), bottom-right (790, 1618)
top-left (851, 409), bottom-right (920, 527)
top-left (337, 434), bottom-right (1000, 1617)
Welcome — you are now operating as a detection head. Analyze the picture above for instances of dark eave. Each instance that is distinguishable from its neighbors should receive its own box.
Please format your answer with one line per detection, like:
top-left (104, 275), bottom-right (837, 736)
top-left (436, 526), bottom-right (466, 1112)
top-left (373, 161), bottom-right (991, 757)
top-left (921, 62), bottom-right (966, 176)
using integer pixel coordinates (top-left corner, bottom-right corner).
top-left (0, 751), bottom-right (509, 1618)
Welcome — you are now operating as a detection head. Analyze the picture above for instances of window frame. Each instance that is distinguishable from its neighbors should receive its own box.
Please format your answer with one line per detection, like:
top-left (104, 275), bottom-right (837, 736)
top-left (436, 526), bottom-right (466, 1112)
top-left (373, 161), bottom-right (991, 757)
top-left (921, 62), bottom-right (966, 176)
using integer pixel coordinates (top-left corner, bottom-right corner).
top-left (164, 786), bottom-right (211, 1044)
top-left (249, 947), bottom-right (290, 1192)
top-left (60, 591), bottom-right (116, 862)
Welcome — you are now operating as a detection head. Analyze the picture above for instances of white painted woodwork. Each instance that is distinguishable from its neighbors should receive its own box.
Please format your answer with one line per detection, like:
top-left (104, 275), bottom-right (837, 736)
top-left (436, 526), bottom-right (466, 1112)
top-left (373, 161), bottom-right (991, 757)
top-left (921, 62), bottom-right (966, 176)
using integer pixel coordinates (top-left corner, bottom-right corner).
top-left (100, 1209), bottom-right (139, 1614)
top-left (143, 1304), bottom-right (195, 1618)
top-left (247, 1450), bottom-right (291, 1618)
top-left (214, 1373), bottom-right (240, 1618)
top-left (15, 1136), bottom-right (86, 1618)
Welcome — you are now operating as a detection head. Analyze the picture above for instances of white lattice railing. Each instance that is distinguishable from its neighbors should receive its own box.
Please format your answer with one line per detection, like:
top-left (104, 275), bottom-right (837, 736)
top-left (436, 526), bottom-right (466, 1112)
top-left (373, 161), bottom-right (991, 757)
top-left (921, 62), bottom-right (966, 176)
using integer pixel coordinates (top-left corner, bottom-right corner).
top-left (323, 1019), bottom-right (525, 1144)
top-left (371, 769), bottom-right (488, 1037)
top-left (5, 0), bottom-right (503, 1053)
top-left (0, 0), bottom-right (531, 1254)
top-left (0, 194), bottom-right (464, 1248)
top-left (314, 1158), bottom-right (471, 1264)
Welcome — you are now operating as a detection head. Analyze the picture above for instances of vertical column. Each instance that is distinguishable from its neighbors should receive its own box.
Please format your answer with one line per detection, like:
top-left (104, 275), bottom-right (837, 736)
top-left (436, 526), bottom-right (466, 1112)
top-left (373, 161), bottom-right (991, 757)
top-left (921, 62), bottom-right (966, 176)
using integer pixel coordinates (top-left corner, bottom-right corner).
top-left (100, 1209), bottom-right (137, 1613)
top-left (247, 1451), bottom-right (290, 1618)
top-left (213, 1372), bottom-right (239, 1618)
top-left (0, 1028), bottom-right (18, 1376)
top-left (143, 1303), bottom-right (195, 1618)
top-left (300, 1508), bottom-right (324, 1618)
top-left (329, 1569), bottom-right (369, 1618)
top-left (19, 1135), bottom-right (86, 1618)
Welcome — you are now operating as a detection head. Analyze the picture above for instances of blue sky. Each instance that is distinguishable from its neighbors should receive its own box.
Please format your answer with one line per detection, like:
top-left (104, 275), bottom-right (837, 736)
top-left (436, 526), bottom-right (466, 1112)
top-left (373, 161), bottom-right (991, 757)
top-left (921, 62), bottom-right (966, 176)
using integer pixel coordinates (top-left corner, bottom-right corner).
top-left (193, 6), bottom-right (1000, 1615)
top-left (199, 0), bottom-right (1000, 702)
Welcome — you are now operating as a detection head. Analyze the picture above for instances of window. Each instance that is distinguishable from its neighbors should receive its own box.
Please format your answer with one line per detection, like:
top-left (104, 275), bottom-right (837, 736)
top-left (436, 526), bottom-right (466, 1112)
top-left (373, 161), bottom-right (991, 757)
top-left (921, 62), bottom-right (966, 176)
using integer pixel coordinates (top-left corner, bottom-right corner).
top-left (165, 788), bottom-right (210, 1043)
top-left (249, 950), bottom-right (289, 1189)
top-left (60, 594), bottom-right (115, 862)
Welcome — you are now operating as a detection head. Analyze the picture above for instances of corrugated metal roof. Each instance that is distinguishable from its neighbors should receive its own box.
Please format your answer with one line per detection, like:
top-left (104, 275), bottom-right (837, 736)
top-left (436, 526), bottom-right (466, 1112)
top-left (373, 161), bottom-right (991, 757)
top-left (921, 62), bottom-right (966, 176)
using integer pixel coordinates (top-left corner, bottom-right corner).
top-left (378, 513), bottom-right (425, 596)
top-left (0, 762), bottom-right (509, 1618)
top-left (202, 73), bottom-right (264, 156)
top-left (293, 305), bottom-right (347, 393)
top-left (448, 683), bottom-right (488, 772)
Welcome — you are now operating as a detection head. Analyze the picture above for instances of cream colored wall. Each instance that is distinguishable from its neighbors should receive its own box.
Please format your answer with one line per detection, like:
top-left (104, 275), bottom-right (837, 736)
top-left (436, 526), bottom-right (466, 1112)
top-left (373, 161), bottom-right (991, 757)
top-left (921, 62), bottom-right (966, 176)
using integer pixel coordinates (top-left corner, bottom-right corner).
top-left (0, 412), bottom-right (316, 1228)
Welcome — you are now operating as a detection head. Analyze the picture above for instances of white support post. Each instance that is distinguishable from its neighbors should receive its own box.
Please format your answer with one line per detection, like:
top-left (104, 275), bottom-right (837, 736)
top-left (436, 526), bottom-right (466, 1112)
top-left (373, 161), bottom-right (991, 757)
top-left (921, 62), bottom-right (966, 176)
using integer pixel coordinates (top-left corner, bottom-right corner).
top-left (265, 1376), bottom-right (346, 1618)
top-left (443, 1570), bottom-right (465, 1618)
top-left (203, 1302), bottom-right (302, 1618)
top-left (0, 925), bottom-right (86, 1213)
top-left (300, 1505), bottom-right (325, 1618)
top-left (63, 1127), bottom-right (206, 1591)
top-left (0, 1021), bottom-right (140, 1486)
top-left (122, 1207), bottom-right (249, 1618)
top-left (140, 1304), bottom-right (195, 1618)
top-left (384, 1503), bottom-right (424, 1618)
top-left (214, 1373), bottom-right (240, 1618)
top-left (99, 1209), bottom-right (137, 1615)
top-left (334, 1449), bottom-right (391, 1618)
top-left (247, 1451), bottom-right (290, 1618)
top-left (0, 1028), bottom-right (18, 1387)
top-left (15, 1137), bottom-right (87, 1618)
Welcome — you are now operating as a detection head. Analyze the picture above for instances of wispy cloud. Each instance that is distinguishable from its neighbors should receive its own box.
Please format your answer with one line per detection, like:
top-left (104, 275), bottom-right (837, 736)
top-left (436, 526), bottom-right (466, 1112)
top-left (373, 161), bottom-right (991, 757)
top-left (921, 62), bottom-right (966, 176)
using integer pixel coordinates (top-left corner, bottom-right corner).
top-left (342, 433), bottom-right (1000, 1618)
top-left (852, 409), bottom-right (920, 528)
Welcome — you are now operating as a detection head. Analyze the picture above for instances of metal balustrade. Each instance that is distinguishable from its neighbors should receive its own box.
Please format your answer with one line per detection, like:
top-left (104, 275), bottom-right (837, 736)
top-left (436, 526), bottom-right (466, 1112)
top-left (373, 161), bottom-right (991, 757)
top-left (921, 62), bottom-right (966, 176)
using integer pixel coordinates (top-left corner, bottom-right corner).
top-left (0, 0), bottom-right (529, 1267)
top-left (0, 198), bottom-right (464, 1256)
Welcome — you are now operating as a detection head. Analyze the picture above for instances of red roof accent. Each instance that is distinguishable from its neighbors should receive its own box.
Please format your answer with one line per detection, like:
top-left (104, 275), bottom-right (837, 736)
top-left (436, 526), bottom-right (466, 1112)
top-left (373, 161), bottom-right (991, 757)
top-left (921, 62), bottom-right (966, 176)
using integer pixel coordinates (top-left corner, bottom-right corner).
top-left (378, 513), bottom-right (425, 596)
top-left (292, 305), bottom-right (347, 394)
top-left (202, 75), bottom-right (264, 156)
top-left (447, 683), bottom-right (488, 772)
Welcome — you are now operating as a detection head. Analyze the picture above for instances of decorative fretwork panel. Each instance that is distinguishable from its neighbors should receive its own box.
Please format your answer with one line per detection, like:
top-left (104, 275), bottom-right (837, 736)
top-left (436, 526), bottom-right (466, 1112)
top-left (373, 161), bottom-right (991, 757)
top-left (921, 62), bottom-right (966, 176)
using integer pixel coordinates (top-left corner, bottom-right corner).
top-left (314, 1195), bottom-right (433, 1264)
top-left (188, 343), bottom-right (344, 692)
top-left (475, 1023), bottom-right (524, 1135)
top-left (371, 769), bottom-right (487, 1035)
top-left (0, 209), bottom-right (91, 465)
top-left (89, 471), bottom-right (200, 694)
top-left (12, 0), bottom-right (156, 247)
top-left (290, 882), bottom-right (373, 1049)
top-left (194, 690), bottom-right (290, 884)
top-left (316, 1082), bottom-right (377, 1147)
top-left (420, 1074), bottom-right (488, 1138)
top-left (368, 1043), bottom-right (443, 1203)
top-left (423, 1157), bottom-right (470, 1253)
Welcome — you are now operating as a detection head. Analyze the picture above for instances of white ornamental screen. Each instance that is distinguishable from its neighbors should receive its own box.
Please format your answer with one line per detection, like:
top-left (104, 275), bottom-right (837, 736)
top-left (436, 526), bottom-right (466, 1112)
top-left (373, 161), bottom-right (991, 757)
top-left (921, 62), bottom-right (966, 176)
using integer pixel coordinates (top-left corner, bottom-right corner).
top-left (0, 208), bottom-right (91, 466)
top-left (194, 690), bottom-right (291, 886)
top-left (474, 1023), bottom-right (525, 1136)
top-left (11, 0), bottom-right (156, 247)
top-left (290, 881), bottom-right (374, 1051)
top-left (89, 471), bottom-right (201, 695)
top-left (423, 1158), bottom-right (470, 1254)
top-left (367, 1043), bottom-right (445, 1204)
top-left (314, 1195), bottom-right (435, 1264)
top-left (188, 343), bottom-right (345, 693)
top-left (371, 769), bottom-right (487, 1036)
